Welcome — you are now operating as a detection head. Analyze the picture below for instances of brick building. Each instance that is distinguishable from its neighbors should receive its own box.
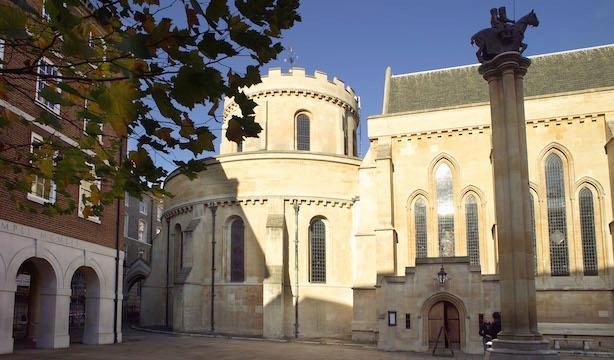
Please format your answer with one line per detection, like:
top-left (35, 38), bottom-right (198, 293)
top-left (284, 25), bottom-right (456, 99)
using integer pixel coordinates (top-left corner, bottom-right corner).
top-left (123, 192), bottom-right (162, 325)
top-left (0, 0), bottom-right (126, 354)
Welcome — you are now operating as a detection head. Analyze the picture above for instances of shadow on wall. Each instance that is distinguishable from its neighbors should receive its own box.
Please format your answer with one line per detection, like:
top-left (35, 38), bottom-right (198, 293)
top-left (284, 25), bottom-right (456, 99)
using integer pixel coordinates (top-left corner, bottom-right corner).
top-left (141, 159), bottom-right (270, 335)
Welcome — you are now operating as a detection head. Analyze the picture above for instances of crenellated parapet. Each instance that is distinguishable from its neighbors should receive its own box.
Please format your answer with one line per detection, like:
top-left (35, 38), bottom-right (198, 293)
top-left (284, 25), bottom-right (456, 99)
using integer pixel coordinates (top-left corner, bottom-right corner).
top-left (223, 67), bottom-right (360, 120)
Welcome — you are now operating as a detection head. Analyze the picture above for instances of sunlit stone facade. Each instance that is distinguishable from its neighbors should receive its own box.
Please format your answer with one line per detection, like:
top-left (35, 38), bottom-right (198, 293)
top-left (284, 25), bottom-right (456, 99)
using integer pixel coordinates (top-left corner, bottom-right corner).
top-left (143, 44), bottom-right (614, 354)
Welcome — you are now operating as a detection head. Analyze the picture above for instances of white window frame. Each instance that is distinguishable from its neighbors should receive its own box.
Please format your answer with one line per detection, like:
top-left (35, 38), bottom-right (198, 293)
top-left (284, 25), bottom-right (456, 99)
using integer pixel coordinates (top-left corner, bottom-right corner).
top-left (0, 38), bottom-right (5, 69)
top-left (77, 163), bottom-right (101, 223)
top-left (27, 132), bottom-right (56, 204)
top-left (139, 199), bottom-right (147, 215)
top-left (83, 99), bottom-right (103, 144)
top-left (41, 0), bottom-right (50, 21)
top-left (138, 219), bottom-right (146, 242)
top-left (124, 213), bottom-right (129, 237)
top-left (35, 58), bottom-right (61, 115)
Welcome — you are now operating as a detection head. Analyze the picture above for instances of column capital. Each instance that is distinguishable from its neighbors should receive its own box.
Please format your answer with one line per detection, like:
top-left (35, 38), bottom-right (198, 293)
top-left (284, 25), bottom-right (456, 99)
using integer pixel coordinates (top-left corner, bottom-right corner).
top-left (479, 52), bottom-right (531, 81)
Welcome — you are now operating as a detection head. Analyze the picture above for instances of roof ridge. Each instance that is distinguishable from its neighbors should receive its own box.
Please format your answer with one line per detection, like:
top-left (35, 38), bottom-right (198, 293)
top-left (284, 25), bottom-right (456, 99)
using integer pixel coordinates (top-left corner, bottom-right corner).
top-left (391, 43), bottom-right (614, 79)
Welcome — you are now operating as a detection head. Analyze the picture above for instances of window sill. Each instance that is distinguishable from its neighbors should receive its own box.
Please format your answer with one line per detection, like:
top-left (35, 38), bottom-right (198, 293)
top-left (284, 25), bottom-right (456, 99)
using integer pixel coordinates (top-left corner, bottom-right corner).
top-left (78, 213), bottom-right (101, 224)
top-left (34, 99), bottom-right (61, 116)
top-left (27, 192), bottom-right (54, 205)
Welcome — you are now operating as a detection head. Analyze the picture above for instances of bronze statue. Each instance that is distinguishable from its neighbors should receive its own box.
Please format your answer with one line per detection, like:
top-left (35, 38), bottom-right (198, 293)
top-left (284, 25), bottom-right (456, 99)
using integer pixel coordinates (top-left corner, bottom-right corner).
top-left (471, 7), bottom-right (539, 63)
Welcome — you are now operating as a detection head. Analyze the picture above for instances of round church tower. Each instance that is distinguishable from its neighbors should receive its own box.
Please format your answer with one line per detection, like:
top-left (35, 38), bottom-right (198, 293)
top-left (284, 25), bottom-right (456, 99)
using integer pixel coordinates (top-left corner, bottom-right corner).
top-left (144, 68), bottom-right (361, 340)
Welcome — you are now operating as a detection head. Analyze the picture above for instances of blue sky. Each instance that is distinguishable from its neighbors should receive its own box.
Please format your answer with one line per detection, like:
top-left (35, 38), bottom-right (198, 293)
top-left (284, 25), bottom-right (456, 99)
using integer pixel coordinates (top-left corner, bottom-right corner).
top-left (148, 0), bottom-right (614, 172)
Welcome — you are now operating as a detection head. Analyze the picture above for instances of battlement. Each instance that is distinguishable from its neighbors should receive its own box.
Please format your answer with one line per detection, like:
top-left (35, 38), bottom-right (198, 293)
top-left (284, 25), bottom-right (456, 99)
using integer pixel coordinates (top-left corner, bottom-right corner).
top-left (262, 67), bottom-right (357, 98)
top-left (223, 67), bottom-right (359, 117)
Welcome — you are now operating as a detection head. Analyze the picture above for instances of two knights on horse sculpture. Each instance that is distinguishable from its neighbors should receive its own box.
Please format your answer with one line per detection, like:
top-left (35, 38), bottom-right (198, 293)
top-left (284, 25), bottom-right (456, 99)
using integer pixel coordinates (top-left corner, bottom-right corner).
top-left (471, 7), bottom-right (539, 63)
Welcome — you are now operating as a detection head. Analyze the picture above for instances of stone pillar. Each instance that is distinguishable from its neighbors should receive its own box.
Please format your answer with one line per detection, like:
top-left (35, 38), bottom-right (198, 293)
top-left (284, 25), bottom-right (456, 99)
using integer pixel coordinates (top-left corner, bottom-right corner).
top-left (0, 288), bottom-right (15, 354)
top-left (37, 287), bottom-right (70, 349)
top-left (479, 52), bottom-right (558, 359)
top-left (375, 141), bottom-right (396, 275)
top-left (263, 198), bottom-right (286, 338)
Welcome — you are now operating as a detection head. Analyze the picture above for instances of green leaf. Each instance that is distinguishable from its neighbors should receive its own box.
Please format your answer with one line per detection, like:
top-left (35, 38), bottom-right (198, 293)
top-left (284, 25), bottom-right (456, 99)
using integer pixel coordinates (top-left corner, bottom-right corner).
top-left (205, 0), bottom-right (229, 27)
top-left (0, 5), bottom-right (28, 39)
top-left (170, 64), bottom-right (223, 109)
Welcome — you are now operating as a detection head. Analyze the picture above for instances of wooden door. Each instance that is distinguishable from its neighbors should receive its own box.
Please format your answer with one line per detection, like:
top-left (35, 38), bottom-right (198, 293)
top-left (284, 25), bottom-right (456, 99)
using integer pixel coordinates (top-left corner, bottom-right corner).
top-left (428, 301), bottom-right (461, 349)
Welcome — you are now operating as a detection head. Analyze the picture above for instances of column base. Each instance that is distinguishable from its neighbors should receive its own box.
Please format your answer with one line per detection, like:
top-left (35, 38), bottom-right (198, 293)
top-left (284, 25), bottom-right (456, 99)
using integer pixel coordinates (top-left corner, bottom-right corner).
top-left (486, 339), bottom-right (559, 359)
top-left (0, 336), bottom-right (13, 354)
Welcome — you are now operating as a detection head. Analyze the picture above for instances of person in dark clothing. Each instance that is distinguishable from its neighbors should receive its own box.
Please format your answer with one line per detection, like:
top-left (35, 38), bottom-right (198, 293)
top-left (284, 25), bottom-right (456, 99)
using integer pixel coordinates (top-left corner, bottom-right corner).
top-left (489, 312), bottom-right (502, 339)
top-left (479, 320), bottom-right (491, 351)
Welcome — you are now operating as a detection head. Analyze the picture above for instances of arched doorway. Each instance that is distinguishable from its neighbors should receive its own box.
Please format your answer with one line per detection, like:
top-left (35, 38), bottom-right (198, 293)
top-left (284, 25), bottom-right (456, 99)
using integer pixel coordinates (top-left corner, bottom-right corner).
top-left (428, 301), bottom-right (460, 350)
top-left (124, 279), bottom-right (143, 326)
top-left (12, 257), bottom-right (58, 350)
top-left (68, 267), bottom-right (101, 344)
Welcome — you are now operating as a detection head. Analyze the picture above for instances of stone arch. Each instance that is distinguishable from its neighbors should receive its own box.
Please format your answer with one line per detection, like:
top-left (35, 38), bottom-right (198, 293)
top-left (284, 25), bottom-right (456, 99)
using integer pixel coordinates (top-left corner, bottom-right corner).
top-left (124, 258), bottom-right (151, 295)
top-left (428, 154), bottom-right (461, 258)
top-left (407, 190), bottom-right (430, 265)
top-left (308, 215), bottom-right (329, 284)
top-left (7, 245), bottom-right (64, 290)
top-left (295, 110), bottom-right (312, 151)
top-left (528, 186), bottom-right (544, 276)
top-left (537, 142), bottom-right (575, 276)
top-left (573, 177), bottom-right (606, 276)
top-left (65, 256), bottom-right (107, 295)
top-left (69, 266), bottom-right (104, 344)
top-left (10, 256), bottom-right (66, 350)
top-left (536, 142), bottom-right (575, 183)
top-left (420, 292), bottom-right (468, 351)
top-left (224, 215), bottom-right (245, 282)
top-left (459, 187), bottom-right (486, 269)
top-left (0, 252), bottom-right (7, 289)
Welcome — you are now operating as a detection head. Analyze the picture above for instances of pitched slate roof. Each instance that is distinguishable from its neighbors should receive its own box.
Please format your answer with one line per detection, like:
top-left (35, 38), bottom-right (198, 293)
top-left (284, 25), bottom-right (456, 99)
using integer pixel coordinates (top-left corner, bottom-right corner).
top-left (386, 44), bottom-right (614, 114)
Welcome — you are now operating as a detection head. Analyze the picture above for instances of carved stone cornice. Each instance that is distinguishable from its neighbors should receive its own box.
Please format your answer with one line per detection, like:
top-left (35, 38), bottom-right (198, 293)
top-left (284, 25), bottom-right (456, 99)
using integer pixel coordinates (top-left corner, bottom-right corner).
top-left (223, 88), bottom-right (358, 119)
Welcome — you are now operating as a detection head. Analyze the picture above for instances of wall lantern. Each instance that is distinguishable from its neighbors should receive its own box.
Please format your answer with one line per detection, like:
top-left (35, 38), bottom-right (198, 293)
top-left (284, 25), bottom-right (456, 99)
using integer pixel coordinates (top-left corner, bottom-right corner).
top-left (387, 311), bottom-right (397, 326)
top-left (437, 266), bottom-right (448, 285)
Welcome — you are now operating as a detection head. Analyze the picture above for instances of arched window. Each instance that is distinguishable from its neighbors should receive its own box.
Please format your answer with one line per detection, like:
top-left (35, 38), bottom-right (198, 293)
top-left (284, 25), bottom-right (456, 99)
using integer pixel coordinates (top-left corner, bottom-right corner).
top-left (174, 224), bottom-right (183, 272)
top-left (545, 153), bottom-right (569, 276)
top-left (465, 195), bottom-right (480, 266)
top-left (343, 115), bottom-right (348, 156)
top-left (230, 218), bottom-right (245, 282)
top-left (529, 193), bottom-right (537, 275)
top-left (414, 198), bottom-right (427, 259)
top-left (579, 187), bottom-right (598, 276)
top-left (309, 219), bottom-right (326, 283)
top-left (436, 163), bottom-right (454, 256)
top-left (296, 113), bottom-right (310, 151)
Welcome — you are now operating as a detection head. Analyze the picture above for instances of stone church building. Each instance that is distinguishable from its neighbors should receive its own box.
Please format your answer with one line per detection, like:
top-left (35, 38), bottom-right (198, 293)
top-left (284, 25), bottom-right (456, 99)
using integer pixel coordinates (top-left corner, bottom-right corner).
top-left (142, 44), bottom-right (614, 354)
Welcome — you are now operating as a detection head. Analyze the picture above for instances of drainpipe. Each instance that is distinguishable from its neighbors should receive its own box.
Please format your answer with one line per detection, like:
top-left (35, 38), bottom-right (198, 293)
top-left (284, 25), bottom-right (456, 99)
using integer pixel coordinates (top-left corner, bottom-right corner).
top-left (165, 217), bottom-right (170, 328)
top-left (210, 205), bottom-right (218, 332)
top-left (113, 137), bottom-right (125, 344)
top-left (293, 201), bottom-right (300, 338)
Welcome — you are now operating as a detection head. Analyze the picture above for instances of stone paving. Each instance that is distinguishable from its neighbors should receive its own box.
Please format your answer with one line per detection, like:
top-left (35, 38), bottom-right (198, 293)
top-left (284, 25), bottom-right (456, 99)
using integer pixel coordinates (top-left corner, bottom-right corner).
top-left (1, 330), bottom-right (604, 360)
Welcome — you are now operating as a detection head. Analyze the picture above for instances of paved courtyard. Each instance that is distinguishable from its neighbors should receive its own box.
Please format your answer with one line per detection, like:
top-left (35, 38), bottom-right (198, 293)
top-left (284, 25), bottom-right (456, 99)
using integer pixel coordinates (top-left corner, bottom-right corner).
top-left (1, 330), bottom-right (603, 359)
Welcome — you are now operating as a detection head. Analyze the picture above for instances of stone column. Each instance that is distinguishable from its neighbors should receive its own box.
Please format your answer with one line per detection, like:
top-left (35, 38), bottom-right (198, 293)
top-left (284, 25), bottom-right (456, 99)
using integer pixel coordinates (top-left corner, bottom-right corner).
top-left (37, 287), bottom-right (70, 349)
top-left (263, 198), bottom-right (286, 338)
top-left (375, 141), bottom-right (396, 276)
top-left (479, 52), bottom-right (558, 359)
top-left (0, 288), bottom-right (15, 354)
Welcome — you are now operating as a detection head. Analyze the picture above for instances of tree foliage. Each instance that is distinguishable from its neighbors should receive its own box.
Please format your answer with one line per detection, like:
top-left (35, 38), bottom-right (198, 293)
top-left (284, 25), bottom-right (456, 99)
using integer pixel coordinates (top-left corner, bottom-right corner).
top-left (0, 0), bottom-right (300, 215)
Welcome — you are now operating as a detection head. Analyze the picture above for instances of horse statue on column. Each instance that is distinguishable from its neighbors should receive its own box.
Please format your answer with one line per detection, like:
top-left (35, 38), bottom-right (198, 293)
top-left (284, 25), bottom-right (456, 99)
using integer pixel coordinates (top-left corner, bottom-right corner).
top-left (471, 8), bottom-right (539, 63)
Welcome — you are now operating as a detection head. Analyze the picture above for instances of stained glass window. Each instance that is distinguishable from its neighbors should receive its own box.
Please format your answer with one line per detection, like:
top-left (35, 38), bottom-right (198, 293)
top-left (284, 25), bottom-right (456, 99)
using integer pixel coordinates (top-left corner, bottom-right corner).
top-left (465, 195), bottom-right (480, 266)
top-left (545, 154), bottom-right (569, 276)
top-left (436, 163), bottom-right (455, 256)
top-left (310, 219), bottom-right (326, 283)
top-left (230, 218), bottom-right (245, 282)
top-left (529, 193), bottom-right (537, 275)
top-left (296, 114), bottom-right (310, 151)
top-left (415, 198), bottom-right (427, 259)
top-left (579, 187), bottom-right (598, 276)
